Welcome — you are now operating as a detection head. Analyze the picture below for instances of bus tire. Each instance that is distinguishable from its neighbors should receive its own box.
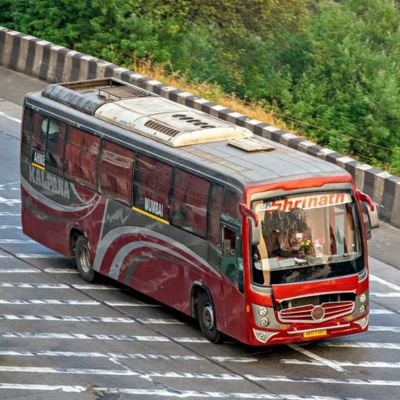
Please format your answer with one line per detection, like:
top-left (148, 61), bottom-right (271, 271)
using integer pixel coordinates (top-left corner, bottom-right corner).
top-left (75, 236), bottom-right (95, 283)
top-left (198, 292), bottom-right (221, 344)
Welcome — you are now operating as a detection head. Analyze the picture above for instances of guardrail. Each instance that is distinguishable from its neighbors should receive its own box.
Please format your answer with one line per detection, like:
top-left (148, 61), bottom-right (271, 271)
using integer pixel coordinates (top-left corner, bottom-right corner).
top-left (1, 26), bottom-right (399, 227)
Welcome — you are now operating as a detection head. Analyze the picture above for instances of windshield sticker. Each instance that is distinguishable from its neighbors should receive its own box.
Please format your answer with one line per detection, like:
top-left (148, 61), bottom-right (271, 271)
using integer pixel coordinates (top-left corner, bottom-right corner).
top-left (257, 193), bottom-right (352, 213)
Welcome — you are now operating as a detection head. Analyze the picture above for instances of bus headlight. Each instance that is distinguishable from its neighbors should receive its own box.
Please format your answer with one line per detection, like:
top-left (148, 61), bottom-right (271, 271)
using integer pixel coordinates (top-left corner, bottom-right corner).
top-left (359, 305), bottom-right (366, 314)
top-left (258, 307), bottom-right (268, 316)
top-left (360, 293), bottom-right (367, 303)
top-left (260, 317), bottom-right (270, 327)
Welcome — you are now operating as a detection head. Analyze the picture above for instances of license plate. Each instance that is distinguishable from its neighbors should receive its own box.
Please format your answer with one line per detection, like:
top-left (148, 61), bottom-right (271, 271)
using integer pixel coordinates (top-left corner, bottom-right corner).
top-left (303, 329), bottom-right (327, 338)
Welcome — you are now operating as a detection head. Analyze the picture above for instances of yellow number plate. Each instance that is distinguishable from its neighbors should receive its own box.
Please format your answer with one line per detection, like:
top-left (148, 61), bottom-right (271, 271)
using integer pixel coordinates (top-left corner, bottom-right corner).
top-left (303, 329), bottom-right (327, 338)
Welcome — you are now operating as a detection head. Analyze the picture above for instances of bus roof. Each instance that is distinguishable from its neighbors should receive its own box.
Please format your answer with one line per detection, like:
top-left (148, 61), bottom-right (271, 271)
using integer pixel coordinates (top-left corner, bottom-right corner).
top-left (26, 78), bottom-right (348, 192)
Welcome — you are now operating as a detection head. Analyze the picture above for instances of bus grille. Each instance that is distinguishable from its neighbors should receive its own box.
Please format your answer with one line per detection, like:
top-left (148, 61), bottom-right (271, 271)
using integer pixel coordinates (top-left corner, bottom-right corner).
top-left (278, 301), bottom-right (354, 323)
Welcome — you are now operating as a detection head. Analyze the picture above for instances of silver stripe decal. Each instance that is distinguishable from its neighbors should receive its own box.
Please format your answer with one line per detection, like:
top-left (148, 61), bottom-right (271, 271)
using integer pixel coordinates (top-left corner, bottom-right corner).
top-left (94, 226), bottom-right (219, 277)
top-left (21, 176), bottom-right (100, 213)
top-left (109, 241), bottom-right (205, 280)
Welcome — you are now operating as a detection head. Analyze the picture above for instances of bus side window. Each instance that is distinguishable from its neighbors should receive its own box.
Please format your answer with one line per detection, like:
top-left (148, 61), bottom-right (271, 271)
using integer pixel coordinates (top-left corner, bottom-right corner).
top-left (171, 170), bottom-right (210, 237)
top-left (133, 154), bottom-right (172, 220)
top-left (45, 119), bottom-right (66, 175)
top-left (31, 113), bottom-right (46, 152)
top-left (222, 189), bottom-right (241, 224)
top-left (100, 140), bottom-right (135, 205)
top-left (221, 226), bottom-right (244, 293)
top-left (65, 127), bottom-right (100, 189)
top-left (207, 184), bottom-right (223, 248)
top-left (21, 107), bottom-right (34, 159)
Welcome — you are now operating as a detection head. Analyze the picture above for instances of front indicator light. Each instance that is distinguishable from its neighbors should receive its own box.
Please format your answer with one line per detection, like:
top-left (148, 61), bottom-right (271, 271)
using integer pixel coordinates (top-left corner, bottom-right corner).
top-left (254, 329), bottom-right (267, 343)
top-left (354, 316), bottom-right (368, 329)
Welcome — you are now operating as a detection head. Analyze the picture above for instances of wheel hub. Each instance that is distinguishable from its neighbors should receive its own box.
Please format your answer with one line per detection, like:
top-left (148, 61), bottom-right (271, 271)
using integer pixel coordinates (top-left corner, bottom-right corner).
top-left (202, 305), bottom-right (214, 330)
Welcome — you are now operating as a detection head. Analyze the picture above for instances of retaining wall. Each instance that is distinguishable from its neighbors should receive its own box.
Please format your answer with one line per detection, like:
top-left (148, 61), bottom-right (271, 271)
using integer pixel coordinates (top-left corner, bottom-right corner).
top-left (1, 26), bottom-right (399, 227)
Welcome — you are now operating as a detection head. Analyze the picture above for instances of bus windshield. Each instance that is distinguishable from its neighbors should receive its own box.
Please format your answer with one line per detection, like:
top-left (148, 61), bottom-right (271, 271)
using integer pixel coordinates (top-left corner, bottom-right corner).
top-left (251, 192), bottom-right (363, 285)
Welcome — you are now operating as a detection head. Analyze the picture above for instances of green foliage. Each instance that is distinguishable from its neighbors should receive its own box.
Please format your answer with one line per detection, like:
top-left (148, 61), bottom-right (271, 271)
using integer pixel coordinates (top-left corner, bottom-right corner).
top-left (1, 0), bottom-right (400, 174)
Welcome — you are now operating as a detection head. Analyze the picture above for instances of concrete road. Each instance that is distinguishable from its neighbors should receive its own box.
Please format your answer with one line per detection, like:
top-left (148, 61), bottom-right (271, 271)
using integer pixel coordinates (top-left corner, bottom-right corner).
top-left (0, 66), bottom-right (400, 400)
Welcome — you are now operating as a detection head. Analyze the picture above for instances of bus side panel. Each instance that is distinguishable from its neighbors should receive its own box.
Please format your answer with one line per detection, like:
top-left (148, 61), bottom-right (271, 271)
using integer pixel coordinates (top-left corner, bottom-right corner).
top-left (21, 162), bottom-right (105, 257)
top-left (93, 200), bottom-right (224, 318)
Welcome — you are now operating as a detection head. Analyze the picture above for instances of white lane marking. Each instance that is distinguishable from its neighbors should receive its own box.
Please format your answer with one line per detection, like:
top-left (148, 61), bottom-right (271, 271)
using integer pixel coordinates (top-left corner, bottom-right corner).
top-left (0, 181), bottom-right (19, 189)
top-left (0, 225), bottom-right (22, 229)
top-left (0, 366), bottom-right (243, 380)
top-left (369, 309), bottom-right (395, 315)
top-left (0, 299), bottom-right (100, 305)
top-left (0, 350), bottom-right (258, 363)
top-left (0, 254), bottom-right (63, 259)
top-left (287, 343), bottom-right (345, 372)
top-left (43, 268), bottom-right (78, 274)
top-left (72, 284), bottom-right (125, 291)
top-left (1, 365), bottom-right (399, 387)
top-left (0, 239), bottom-right (34, 243)
top-left (371, 292), bottom-right (400, 298)
top-left (370, 274), bottom-right (400, 292)
top-left (0, 269), bottom-right (40, 274)
top-left (318, 342), bottom-right (400, 350)
top-left (105, 301), bottom-right (161, 307)
top-left (0, 331), bottom-right (200, 343)
top-left (0, 314), bottom-right (135, 324)
top-left (0, 297), bottom-right (160, 307)
top-left (0, 282), bottom-right (120, 290)
top-left (245, 374), bottom-right (400, 386)
top-left (0, 282), bottom-right (70, 289)
top-left (16, 253), bottom-right (62, 259)
top-left (0, 111), bottom-right (21, 123)
top-left (281, 359), bottom-right (400, 369)
top-left (0, 197), bottom-right (20, 206)
top-left (0, 314), bottom-right (182, 325)
top-left (0, 384), bottom-right (293, 399)
top-left (0, 212), bottom-right (20, 216)
top-left (369, 325), bottom-right (400, 333)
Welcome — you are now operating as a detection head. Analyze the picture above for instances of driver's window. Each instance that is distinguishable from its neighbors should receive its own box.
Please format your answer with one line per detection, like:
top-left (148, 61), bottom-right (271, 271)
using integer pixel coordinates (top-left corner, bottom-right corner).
top-left (221, 226), bottom-right (244, 293)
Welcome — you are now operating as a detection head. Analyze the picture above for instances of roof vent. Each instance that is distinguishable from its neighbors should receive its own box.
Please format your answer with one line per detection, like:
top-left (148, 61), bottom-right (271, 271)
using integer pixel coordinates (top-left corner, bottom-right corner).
top-left (144, 120), bottom-right (180, 137)
top-left (172, 114), bottom-right (216, 129)
top-left (228, 137), bottom-right (275, 152)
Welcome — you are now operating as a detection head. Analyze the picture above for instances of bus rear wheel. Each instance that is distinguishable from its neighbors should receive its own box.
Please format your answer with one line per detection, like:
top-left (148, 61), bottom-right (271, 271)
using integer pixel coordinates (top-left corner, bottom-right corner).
top-left (198, 292), bottom-right (221, 344)
top-left (75, 236), bottom-right (95, 283)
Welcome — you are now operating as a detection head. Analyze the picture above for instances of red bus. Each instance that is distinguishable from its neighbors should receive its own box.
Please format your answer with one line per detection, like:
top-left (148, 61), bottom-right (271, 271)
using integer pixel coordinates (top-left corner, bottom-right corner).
top-left (20, 78), bottom-right (379, 345)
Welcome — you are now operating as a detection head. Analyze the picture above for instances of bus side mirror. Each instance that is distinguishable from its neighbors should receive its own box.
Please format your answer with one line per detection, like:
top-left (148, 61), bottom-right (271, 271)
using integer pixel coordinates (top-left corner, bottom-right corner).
top-left (250, 218), bottom-right (261, 246)
top-left (356, 190), bottom-right (379, 239)
top-left (239, 203), bottom-right (260, 246)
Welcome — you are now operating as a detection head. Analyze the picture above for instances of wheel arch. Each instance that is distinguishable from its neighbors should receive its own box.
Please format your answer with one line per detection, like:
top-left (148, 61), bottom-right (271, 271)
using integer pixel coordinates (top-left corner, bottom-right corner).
top-left (190, 281), bottom-right (215, 320)
top-left (69, 226), bottom-right (85, 257)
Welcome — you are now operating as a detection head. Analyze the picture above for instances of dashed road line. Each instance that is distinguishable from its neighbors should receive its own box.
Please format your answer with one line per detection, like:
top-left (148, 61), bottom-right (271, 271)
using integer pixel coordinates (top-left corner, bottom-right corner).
top-left (0, 282), bottom-right (121, 290)
top-left (0, 365), bottom-right (398, 386)
top-left (371, 292), bottom-right (400, 298)
top-left (0, 111), bottom-right (21, 123)
top-left (370, 274), bottom-right (400, 292)
top-left (287, 343), bottom-right (345, 372)
top-left (368, 325), bottom-right (400, 333)
top-left (0, 313), bottom-right (183, 325)
top-left (0, 212), bottom-right (20, 216)
top-left (0, 331), bottom-right (205, 343)
top-left (317, 342), bottom-right (400, 350)
top-left (0, 350), bottom-right (258, 363)
top-left (281, 358), bottom-right (400, 369)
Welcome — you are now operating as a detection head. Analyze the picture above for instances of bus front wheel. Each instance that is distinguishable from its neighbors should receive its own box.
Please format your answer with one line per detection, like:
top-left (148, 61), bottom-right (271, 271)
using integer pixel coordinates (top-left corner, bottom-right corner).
top-left (75, 236), bottom-right (95, 283)
top-left (198, 292), bottom-right (221, 343)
